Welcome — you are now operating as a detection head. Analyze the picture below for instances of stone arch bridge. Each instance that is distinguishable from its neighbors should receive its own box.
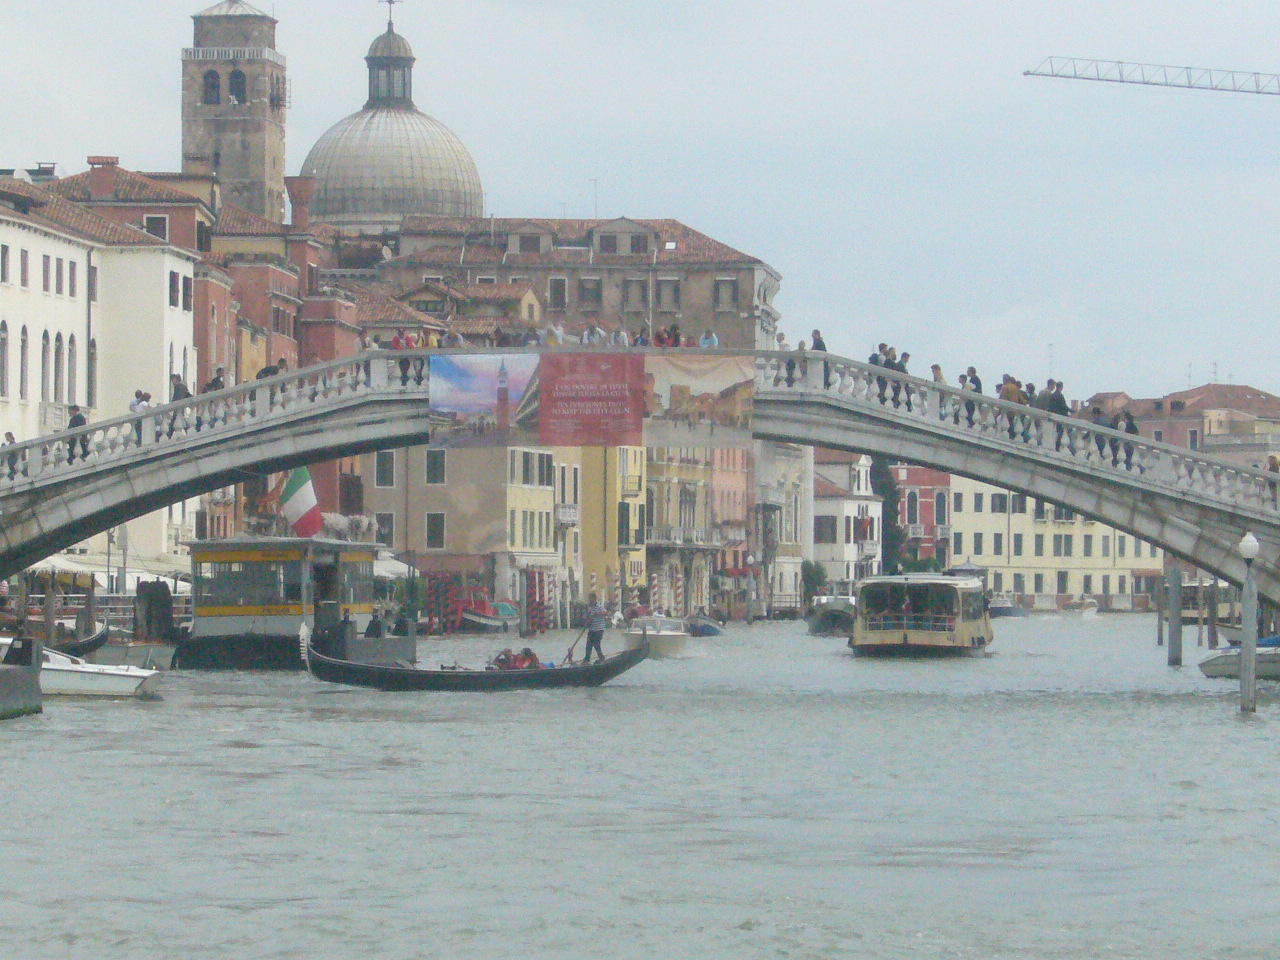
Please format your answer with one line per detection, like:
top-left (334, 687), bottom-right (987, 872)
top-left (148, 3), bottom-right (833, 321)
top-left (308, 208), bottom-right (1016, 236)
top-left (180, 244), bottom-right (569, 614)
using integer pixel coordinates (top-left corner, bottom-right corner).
top-left (2, 348), bottom-right (1278, 602)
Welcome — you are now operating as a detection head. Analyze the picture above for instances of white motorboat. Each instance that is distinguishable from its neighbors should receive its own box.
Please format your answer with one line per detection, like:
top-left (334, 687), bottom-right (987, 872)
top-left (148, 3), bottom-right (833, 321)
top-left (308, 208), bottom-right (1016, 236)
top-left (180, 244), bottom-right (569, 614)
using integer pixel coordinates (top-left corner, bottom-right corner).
top-left (1199, 646), bottom-right (1280, 680)
top-left (0, 639), bottom-right (162, 698)
top-left (623, 615), bottom-right (690, 659)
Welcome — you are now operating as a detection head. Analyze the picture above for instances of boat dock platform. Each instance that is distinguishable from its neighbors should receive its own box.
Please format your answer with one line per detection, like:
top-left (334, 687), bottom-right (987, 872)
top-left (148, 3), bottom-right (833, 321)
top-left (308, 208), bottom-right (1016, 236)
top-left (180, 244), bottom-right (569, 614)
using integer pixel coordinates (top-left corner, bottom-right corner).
top-left (0, 638), bottom-right (42, 720)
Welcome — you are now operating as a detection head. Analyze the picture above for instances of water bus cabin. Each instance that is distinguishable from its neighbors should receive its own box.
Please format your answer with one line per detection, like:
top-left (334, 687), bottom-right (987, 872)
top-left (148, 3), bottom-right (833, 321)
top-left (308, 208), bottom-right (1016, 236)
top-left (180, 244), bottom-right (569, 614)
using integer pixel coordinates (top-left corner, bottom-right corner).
top-left (849, 575), bottom-right (992, 657)
top-left (180, 538), bottom-right (412, 670)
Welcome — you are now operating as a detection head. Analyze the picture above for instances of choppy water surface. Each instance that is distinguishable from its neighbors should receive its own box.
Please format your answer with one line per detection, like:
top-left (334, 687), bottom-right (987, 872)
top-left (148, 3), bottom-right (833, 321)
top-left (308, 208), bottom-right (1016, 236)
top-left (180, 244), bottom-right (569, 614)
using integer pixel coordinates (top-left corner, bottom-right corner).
top-left (3, 615), bottom-right (1279, 959)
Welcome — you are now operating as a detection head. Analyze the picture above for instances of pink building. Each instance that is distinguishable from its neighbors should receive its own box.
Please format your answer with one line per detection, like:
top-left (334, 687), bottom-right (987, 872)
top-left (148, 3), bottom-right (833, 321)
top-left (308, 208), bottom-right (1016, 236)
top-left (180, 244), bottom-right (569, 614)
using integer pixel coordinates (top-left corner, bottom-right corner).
top-left (893, 465), bottom-right (952, 565)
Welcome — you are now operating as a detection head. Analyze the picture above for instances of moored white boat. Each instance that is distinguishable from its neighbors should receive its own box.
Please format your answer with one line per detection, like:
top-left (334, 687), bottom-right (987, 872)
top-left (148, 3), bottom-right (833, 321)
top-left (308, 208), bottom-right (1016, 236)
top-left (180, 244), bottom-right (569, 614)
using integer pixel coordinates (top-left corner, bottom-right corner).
top-left (1063, 598), bottom-right (1099, 619)
top-left (623, 615), bottom-right (690, 659)
top-left (0, 640), bottom-right (161, 698)
top-left (1199, 647), bottom-right (1280, 680)
top-left (987, 594), bottom-right (1029, 618)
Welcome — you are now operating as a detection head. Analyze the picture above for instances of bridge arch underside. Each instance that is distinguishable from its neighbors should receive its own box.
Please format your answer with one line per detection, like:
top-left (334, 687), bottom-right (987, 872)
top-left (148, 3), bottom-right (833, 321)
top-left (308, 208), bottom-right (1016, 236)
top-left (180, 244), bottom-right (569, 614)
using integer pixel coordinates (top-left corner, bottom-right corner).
top-left (0, 398), bottom-right (440, 582)
top-left (755, 397), bottom-right (1280, 605)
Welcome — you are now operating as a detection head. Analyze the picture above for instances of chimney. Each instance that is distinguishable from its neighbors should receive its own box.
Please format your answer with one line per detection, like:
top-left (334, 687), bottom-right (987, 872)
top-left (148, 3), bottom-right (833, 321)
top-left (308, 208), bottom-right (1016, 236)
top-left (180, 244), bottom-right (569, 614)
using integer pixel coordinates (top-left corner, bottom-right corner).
top-left (87, 156), bottom-right (119, 201)
top-left (285, 176), bottom-right (316, 229)
top-left (26, 162), bottom-right (59, 183)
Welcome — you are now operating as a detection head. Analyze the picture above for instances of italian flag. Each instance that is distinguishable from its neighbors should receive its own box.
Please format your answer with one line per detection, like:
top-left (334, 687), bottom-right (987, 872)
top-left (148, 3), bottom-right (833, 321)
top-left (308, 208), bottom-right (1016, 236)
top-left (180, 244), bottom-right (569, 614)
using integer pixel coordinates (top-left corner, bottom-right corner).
top-left (280, 468), bottom-right (324, 538)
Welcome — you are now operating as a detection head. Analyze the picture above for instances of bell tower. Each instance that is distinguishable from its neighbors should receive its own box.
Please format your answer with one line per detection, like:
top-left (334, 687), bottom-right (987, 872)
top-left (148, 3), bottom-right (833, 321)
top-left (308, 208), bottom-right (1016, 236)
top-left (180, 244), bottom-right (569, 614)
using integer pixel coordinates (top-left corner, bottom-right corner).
top-left (181, 1), bottom-right (287, 221)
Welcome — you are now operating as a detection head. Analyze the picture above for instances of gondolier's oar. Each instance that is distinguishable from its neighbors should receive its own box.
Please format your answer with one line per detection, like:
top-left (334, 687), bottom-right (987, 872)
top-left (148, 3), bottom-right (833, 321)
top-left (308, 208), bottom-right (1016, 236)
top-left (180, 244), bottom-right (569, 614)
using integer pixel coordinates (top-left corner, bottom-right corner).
top-left (566, 625), bottom-right (589, 664)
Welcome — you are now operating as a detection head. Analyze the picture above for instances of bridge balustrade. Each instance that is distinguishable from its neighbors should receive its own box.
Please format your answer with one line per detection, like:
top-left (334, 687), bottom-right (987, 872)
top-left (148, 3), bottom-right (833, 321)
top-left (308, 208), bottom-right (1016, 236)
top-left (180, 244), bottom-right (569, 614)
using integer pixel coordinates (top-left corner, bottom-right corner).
top-left (0, 353), bottom-right (429, 489)
top-left (754, 352), bottom-right (1280, 517)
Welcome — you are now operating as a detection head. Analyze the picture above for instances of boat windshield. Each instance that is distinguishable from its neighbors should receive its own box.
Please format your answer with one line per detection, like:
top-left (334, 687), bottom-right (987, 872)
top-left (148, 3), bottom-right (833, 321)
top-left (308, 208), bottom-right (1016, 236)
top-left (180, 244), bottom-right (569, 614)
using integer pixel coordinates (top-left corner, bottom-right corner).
top-left (859, 581), bottom-right (970, 632)
top-left (194, 560), bottom-right (305, 607)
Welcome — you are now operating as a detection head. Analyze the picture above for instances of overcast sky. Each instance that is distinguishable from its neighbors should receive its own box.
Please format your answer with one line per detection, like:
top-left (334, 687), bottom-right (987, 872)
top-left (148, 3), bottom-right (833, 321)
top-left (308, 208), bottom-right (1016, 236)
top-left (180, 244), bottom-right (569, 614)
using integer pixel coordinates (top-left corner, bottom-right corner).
top-left (4, 0), bottom-right (1280, 399)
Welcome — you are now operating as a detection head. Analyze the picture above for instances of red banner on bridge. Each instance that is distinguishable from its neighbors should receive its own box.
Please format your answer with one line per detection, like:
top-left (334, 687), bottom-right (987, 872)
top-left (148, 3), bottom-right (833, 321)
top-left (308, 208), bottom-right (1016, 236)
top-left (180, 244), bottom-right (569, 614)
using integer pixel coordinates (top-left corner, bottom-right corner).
top-left (539, 353), bottom-right (645, 447)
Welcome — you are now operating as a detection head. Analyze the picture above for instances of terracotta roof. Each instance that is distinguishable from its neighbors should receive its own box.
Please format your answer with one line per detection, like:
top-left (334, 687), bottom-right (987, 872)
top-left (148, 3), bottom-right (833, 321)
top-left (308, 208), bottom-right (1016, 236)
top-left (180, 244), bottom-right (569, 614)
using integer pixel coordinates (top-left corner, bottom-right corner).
top-left (216, 202), bottom-right (285, 237)
top-left (814, 476), bottom-right (852, 499)
top-left (394, 215), bottom-right (764, 267)
top-left (813, 447), bottom-right (863, 465)
top-left (340, 280), bottom-right (445, 331)
top-left (47, 166), bottom-right (204, 206)
top-left (0, 178), bottom-right (165, 246)
top-left (1121, 383), bottom-right (1280, 420)
top-left (450, 318), bottom-right (502, 336)
top-left (456, 283), bottom-right (535, 302)
top-left (399, 279), bottom-right (468, 301)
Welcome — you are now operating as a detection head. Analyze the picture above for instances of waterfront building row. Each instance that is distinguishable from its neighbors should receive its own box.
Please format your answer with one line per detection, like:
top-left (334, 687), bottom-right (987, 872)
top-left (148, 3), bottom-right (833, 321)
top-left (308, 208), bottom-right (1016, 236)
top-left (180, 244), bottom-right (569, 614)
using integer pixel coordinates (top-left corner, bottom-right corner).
top-left (897, 468), bottom-right (1165, 609)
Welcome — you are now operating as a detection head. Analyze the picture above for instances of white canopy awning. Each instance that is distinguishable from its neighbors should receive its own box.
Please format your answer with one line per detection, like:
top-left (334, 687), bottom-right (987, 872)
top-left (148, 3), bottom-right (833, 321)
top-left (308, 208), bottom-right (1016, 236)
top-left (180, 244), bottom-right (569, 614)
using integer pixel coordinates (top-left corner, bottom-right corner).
top-left (374, 550), bottom-right (415, 580)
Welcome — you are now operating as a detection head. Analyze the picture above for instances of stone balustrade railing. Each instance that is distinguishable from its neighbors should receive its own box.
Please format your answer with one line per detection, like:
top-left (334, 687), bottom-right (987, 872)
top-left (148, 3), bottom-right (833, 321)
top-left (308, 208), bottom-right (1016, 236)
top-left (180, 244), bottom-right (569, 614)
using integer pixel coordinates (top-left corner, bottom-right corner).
top-left (4, 344), bottom-right (1276, 526)
top-left (754, 352), bottom-right (1280, 517)
top-left (0, 351), bottom-right (429, 488)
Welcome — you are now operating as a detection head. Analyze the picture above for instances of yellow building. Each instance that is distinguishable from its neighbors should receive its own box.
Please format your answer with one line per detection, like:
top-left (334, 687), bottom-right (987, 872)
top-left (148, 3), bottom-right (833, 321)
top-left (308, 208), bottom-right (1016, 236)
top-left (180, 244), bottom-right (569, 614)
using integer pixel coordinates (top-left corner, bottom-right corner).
top-left (579, 445), bottom-right (647, 611)
top-left (361, 443), bottom-right (583, 613)
top-left (948, 477), bottom-right (1164, 610)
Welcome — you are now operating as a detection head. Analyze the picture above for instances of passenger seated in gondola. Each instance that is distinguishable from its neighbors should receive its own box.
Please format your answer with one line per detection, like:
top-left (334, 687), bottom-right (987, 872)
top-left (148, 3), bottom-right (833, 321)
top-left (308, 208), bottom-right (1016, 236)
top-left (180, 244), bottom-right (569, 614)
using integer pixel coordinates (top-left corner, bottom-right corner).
top-left (491, 648), bottom-right (517, 669)
top-left (513, 647), bottom-right (540, 669)
top-left (365, 612), bottom-right (385, 639)
top-left (392, 613), bottom-right (411, 636)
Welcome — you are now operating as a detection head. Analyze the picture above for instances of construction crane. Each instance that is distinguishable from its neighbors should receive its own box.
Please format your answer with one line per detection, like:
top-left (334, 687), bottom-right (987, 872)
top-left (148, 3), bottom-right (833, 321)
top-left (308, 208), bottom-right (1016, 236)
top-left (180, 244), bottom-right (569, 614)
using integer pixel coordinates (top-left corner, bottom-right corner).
top-left (1025, 57), bottom-right (1280, 97)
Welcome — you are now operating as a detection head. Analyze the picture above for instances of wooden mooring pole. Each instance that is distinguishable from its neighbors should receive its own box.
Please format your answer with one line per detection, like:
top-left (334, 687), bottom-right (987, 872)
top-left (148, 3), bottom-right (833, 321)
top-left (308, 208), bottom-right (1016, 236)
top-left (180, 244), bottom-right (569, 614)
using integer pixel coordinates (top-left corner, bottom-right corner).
top-left (1167, 570), bottom-right (1183, 667)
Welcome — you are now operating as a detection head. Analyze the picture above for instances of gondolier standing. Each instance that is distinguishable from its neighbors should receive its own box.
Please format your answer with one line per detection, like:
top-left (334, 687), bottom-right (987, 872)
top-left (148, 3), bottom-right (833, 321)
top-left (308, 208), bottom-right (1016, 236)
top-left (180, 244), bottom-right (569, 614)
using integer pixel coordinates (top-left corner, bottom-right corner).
top-left (584, 593), bottom-right (609, 663)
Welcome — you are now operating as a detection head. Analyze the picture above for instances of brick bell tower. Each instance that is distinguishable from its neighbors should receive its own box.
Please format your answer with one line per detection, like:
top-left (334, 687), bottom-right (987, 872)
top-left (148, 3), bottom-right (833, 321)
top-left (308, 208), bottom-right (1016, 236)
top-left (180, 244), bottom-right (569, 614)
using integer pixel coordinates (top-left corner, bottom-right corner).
top-left (181, 1), bottom-right (287, 220)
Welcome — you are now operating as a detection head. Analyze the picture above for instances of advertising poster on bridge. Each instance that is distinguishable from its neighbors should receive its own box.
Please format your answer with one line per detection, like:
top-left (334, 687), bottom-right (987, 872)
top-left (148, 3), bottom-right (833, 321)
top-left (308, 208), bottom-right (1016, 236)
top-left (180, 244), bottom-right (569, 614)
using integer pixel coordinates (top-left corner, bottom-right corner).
top-left (428, 354), bottom-right (542, 448)
top-left (538, 353), bottom-right (645, 447)
top-left (642, 354), bottom-right (757, 623)
top-left (643, 354), bottom-right (754, 448)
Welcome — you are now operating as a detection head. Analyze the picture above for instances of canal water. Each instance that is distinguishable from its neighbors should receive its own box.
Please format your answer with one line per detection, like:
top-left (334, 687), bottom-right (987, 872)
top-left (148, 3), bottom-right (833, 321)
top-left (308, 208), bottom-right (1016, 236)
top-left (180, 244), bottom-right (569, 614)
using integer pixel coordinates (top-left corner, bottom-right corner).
top-left (2, 615), bottom-right (1278, 959)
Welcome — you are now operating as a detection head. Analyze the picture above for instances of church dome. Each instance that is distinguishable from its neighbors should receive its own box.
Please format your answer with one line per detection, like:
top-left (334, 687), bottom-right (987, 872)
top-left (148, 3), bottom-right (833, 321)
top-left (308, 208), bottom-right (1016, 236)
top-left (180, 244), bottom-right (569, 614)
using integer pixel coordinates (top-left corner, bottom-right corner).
top-left (367, 25), bottom-right (414, 60)
top-left (300, 20), bottom-right (484, 230)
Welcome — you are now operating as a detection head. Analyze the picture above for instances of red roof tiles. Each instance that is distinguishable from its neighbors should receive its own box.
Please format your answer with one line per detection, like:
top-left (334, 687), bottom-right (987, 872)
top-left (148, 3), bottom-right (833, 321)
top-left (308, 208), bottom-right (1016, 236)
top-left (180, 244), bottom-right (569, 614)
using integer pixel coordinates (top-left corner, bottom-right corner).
top-left (0, 178), bottom-right (165, 246)
top-left (216, 202), bottom-right (286, 237)
top-left (47, 166), bottom-right (205, 206)
top-left (814, 476), bottom-right (853, 499)
top-left (395, 215), bottom-right (763, 267)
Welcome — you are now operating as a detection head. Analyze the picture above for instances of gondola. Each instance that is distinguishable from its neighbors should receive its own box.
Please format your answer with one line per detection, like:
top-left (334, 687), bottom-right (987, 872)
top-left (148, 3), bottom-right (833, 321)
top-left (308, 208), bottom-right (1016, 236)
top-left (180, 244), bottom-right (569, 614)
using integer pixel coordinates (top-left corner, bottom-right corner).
top-left (50, 623), bottom-right (111, 659)
top-left (303, 638), bottom-right (649, 692)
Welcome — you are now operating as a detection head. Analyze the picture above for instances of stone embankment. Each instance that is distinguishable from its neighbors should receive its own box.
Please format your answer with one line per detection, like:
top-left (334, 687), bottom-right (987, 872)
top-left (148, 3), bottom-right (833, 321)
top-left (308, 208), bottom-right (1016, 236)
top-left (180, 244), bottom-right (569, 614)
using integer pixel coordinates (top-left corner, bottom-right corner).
top-left (0, 639), bottom-right (42, 719)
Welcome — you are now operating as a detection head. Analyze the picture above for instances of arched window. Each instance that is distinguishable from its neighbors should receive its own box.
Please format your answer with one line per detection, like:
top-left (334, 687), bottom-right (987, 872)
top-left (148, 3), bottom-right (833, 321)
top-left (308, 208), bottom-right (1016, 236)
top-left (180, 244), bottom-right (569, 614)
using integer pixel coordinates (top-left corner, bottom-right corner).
top-left (67, 335), bottom-right (76, 405)
top-left (229, 70), bottom-right (247, 104)
top-left (53, 333), bottom-right (64, 402)
top-left (906, 491), bottom-right (919, 526)
top-left (935, 492), bottom-right (948, 526)
top-left (86, 339), bottom-right (97, 408)
top-left (19, 327), bottom-right (28, 401)
top-left (0, 322), bottom-right (8, 398)
top-left (40, 331), bottom-right (50, 402)
top-left (202, 70), bottom-right (221, 105)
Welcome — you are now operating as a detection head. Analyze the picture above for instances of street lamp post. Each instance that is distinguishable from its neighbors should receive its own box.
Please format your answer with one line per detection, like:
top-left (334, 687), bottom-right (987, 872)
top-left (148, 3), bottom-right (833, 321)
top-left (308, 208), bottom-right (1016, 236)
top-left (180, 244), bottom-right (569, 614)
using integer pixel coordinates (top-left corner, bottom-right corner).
top-left (1239, 532), bottom-right (1260, 713)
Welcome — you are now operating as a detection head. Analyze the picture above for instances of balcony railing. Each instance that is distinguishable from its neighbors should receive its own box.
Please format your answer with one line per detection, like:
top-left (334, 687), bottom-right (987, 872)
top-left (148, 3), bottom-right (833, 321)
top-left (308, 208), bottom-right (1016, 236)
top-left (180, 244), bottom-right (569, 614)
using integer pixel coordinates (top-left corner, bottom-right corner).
top-left (621, 475), bottom-right (643, 497)
top-left (646, 526), bottom-right (723, 548)
top-left (554, 503), bottom-right (580, 526)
